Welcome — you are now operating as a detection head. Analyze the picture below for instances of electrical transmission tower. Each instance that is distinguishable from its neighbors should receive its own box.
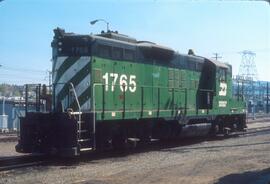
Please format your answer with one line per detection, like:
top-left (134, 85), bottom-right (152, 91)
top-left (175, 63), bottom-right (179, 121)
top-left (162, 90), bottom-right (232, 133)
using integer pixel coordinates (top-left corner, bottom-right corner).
top-left (237, 50), bottom-right (259, 117)
top-left (238, 50), bottom-right (258, 81)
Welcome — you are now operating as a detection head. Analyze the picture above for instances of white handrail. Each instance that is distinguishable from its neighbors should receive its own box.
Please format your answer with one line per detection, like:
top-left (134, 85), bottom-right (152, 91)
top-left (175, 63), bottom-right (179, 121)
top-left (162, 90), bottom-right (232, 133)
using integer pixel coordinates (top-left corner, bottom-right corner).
top-left (69, 82), bottom-right (82, 139)
top-left (69, 82), bottom-right (81, 112)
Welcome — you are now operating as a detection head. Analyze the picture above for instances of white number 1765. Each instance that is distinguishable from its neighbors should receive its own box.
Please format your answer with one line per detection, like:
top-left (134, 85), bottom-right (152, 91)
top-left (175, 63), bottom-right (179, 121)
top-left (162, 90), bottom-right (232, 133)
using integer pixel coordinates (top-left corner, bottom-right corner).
top-left (102, 72), bottom-right (137, 93)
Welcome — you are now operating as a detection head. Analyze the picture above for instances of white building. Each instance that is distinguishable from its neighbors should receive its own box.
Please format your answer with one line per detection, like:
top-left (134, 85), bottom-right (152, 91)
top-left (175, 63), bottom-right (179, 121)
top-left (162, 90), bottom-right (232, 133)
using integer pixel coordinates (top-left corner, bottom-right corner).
top-left (0, 114), bottom-right (8, 132)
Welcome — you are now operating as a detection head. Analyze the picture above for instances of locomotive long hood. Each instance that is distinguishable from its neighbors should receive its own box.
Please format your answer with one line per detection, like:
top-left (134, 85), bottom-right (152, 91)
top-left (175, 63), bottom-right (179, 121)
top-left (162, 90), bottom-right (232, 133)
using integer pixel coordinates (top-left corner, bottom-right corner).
top-left (137, 42), bottom-right (174, 61)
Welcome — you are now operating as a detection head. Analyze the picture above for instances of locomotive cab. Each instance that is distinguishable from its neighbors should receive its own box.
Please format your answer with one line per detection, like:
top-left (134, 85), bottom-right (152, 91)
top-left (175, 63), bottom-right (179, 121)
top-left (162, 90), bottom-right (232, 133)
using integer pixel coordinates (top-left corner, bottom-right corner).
top-left (197, 58), bottom-right (229, 109)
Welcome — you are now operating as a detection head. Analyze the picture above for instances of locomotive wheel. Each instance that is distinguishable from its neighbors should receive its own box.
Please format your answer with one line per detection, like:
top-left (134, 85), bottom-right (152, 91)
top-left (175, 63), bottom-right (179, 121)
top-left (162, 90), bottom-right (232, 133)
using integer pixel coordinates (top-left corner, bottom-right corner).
top-left (112, 133), bottom-right (128, 151)
top-left (209, 124), bottom-right (219, 137)
top-left (224, 127), bottom-right (230, 137)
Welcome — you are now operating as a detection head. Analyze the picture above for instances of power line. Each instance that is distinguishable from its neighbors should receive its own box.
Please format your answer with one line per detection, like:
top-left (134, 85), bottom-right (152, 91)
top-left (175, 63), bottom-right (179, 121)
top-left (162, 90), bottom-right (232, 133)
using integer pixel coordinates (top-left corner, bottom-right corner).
top-left (0, 79), bottom-right (46, 84)
top-left (0, 71), bottom-right (46, 77)
top-left (0, 65), bottom-right (48, 73)
top-left (203, 48), bottom-right (270, 56)
top-left (0, 64), bottom-right (49, 85)
top-left (0, 75), bottom-right (46, 80)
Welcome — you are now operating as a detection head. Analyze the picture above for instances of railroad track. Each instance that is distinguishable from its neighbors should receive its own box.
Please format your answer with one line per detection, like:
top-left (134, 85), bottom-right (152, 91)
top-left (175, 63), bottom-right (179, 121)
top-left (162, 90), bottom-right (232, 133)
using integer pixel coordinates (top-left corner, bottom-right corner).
top-left (239, 125), bottom-right (270, 137)
top-left (0, 136), bottom-right (18, 142)
top-left (0, 155), bottom-right (47, 172)
top-left (0, 118), bottom-right (269, 172)
top-left (0, 132), bottom-right (18, 142)
top-left (212, 124), bottom-right (270, 141)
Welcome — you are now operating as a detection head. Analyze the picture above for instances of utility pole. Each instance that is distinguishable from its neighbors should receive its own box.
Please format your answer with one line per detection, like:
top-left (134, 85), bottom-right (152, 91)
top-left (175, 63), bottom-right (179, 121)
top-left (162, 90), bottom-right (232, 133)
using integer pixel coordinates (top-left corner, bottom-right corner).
top-left (267, 82), bottom-right (269, 114)
top-left (49, 70), bottom-right (52, 95)
top-left (46, 70), bottom-right (52, 94)
top-left (212, 53), bottom-right (222, 61)
top-left (48, 71), bottom-right (52, 87)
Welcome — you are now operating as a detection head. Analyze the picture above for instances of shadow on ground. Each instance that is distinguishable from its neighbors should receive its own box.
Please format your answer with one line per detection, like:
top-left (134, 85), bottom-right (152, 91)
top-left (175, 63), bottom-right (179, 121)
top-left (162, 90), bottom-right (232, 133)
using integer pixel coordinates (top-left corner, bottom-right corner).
top-left (17, 128), bottom-right (270, 168)
top-left (4, 126), bottom-right (270, 172)
top-left (214, 168), bottom-right (270, 184)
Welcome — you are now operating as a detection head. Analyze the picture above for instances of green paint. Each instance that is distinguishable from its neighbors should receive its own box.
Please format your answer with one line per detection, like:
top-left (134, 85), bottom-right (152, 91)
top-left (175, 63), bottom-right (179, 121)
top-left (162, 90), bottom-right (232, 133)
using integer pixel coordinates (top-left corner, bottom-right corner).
top-left (91, 56), bottom-right (245, 121)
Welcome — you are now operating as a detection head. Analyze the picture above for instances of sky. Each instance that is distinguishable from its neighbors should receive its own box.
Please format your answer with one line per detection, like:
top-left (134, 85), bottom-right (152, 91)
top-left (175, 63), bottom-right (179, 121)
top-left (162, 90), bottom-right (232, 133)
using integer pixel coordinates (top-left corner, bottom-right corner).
top-left (0, 0), bottom-right (269, 85)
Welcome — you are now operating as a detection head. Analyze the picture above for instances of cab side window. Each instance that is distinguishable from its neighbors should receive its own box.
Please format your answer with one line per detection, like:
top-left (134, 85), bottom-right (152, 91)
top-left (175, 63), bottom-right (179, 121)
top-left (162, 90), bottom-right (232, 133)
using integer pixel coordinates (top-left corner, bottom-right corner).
top-left (219, 68), bottom-right (226, 82)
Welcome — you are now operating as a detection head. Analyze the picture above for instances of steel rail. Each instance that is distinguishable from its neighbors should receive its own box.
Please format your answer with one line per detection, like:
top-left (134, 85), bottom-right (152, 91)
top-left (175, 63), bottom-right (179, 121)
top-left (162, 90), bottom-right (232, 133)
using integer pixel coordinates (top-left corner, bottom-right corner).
top-left (0, 155), bottom-right (47, 172)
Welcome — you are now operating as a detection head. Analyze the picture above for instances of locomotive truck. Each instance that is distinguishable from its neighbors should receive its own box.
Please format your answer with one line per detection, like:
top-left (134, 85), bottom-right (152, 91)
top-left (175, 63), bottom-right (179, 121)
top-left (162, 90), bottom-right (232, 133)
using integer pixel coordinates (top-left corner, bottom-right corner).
top-left (16, 28), bottom-right (246, 156)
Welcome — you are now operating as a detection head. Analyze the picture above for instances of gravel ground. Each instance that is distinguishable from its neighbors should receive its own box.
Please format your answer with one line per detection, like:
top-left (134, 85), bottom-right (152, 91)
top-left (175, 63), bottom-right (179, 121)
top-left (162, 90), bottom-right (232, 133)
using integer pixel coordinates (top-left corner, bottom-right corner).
top-left (1, 121), bottom-right (270, 184)
top-left (0, 134), bottom-right (16, 142)
top-left (0, 134), bottom-right (22, 158)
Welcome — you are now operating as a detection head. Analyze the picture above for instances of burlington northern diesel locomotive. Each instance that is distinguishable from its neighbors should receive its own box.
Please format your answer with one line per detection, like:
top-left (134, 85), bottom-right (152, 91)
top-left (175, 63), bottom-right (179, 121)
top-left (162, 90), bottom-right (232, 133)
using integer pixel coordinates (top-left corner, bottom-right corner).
top-left (16, 28), bottom-right (246, 156)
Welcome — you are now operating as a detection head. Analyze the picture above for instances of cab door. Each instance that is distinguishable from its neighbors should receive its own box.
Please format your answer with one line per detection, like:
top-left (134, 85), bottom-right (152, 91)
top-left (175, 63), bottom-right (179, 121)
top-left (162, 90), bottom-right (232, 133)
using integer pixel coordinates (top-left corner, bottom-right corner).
top-left (197, 60), bottom-right (216, 109)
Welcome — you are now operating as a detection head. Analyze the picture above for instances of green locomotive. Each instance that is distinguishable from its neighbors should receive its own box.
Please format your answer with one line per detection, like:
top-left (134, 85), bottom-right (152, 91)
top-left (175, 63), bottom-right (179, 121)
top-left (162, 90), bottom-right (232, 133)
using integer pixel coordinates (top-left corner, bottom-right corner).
top-left (16, 28), bottom-right (246, 156)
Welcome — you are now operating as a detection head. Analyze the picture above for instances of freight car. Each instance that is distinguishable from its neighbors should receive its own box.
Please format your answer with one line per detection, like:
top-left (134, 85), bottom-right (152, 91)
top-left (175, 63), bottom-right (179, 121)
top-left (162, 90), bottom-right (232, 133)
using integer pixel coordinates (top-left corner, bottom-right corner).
top-left (16, 28), bottom-right (246, 156)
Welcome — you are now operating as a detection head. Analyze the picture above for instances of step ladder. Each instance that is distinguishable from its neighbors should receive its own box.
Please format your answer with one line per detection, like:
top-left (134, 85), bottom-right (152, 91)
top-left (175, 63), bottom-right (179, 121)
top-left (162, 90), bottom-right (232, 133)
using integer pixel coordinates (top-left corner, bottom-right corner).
top-left (69, 83), bottom-right (94, 153)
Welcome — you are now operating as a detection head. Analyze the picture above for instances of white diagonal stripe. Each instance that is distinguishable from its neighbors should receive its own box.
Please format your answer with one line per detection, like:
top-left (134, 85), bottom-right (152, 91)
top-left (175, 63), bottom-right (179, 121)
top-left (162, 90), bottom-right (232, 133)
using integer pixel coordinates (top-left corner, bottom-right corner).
top-left (54, 56), bottom-right (91, 98)
top-left (81, 99), bottom-right (91, 111)
top-left (61, 75), bottom-right (91, 111)
top-left (52, 56), bottom-right (68, 82)
top-left (75, 74), bottom-right (91, 97)
top-left (61, 95), bottom-right (69, 110)
top-left (61, 96), bottom-right (91, 111)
